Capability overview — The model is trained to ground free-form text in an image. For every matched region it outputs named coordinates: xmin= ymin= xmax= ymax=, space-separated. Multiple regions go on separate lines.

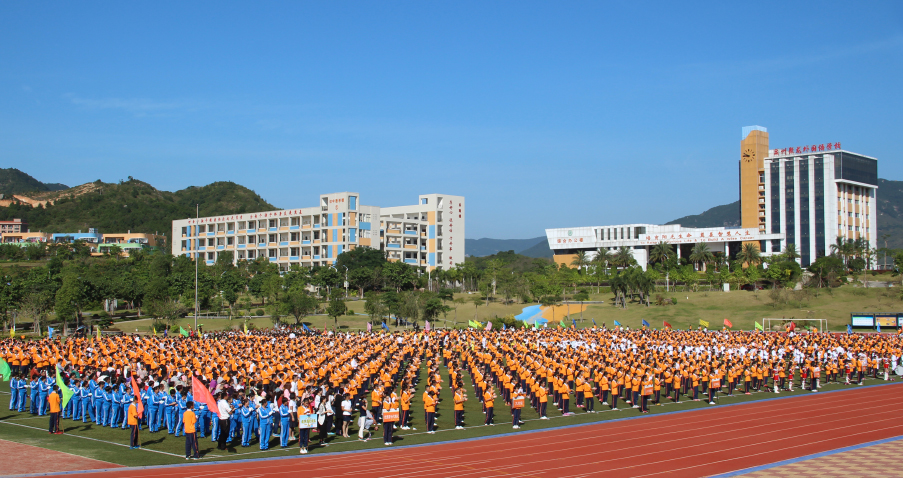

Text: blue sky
xmin=2 ymin=2 xmax=901 ymax=239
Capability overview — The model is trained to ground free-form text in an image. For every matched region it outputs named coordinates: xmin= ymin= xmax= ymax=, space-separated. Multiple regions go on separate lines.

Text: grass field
xmin=0 ymin=370 xmax=893 ymax=467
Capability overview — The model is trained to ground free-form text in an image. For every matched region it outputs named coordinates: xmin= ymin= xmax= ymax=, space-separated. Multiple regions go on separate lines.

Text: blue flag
xmin=302 ymin=323 xmax=312 ymax=333
xmin=592 ymin=318 xmax=596 ymax=326
xmin=614 ymin=320 xmax=622 ymax=327
xmin=877 ymin=323 xmax=881 ymax=333
xmin=846 ymin=324 xmax=852 ymax=334
xmin=642 ymin=319 xmax=650 ymax=328
xmin=502 ymin=323 xmax=506 ymax=330
xmin=48 ymin=327 xmax=55 ymax=339
xmin=381 ymin=322 xmax=389 ymax=331
xmin=572 ymin=319 xmax=576 ymax=327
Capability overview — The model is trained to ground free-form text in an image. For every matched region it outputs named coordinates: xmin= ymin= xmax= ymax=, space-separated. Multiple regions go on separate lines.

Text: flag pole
xmin=194 ymin=204 xmax=199 ymax=331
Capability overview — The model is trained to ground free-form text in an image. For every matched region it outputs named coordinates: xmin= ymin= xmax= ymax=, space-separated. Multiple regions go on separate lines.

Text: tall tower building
xmin=740 ymin=126 xmax=769 ymax=234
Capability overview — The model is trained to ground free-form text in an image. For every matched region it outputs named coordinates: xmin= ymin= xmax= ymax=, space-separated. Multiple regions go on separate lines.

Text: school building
xmin=547 ymin=126 xmax=878 ymax=270
xmin=171 ymin=192 xmax=465 ymax=271
xmin=0 ymin=226 xmax=162 ymax=256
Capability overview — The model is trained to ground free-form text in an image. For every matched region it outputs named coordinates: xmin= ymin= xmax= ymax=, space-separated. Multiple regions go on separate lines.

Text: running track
xmin=44 ymin=383 xmax=903 ymax=478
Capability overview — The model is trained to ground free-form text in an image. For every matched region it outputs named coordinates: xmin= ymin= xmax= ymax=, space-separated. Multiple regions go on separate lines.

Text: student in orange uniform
xmin=483 ymin=385 xmax=496 ymax=426
xmin=128 ymin=400 xmax=140 ymax=449
xmin=184 ymin=401 xmax=199 ymax=459
xmin=453 ymin=387 xmax=466 ymax=429
xmin=536 ymin=384 xmax=548 ymax=419
xmin=511 ymin=385 xmax=525 ymax=429
xmin=48 ymin=386 xmax=62 ymax=434
xmin=423 ymin=389 xmax=436 ymax=434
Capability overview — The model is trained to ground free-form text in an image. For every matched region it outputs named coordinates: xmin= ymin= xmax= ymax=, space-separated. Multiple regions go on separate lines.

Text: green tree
xmin=736 ymin=243 xmax=762 ymax=267
xmin=570 ymin=251 xmax=590 ymax=274
xmin=325 ymin=289 xmax=347 ymax=328
xmin=281 ymin=286 xmax=319 ymax=325
xmin=573 ymin=289 xmax=590 ymax=322
xmin=689 ymin=243 xmax=714 ymax=271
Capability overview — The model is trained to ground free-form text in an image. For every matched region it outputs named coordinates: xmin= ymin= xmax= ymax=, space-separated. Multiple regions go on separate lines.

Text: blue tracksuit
xmin=165 ymin=394 xmax=177 ymax=433
xmin=258 ymin=403 xmax=274 ymax=450
xmin=29 ymin=379 xmax=39 ymax=414
xmin=102 ymin=391 xmax=113 ymax=426
xmin=240 ymin=405 xmax=254 ymax=446
xmin=278 ymin=404 xmax=291 ymax=447
xmin=80 ymin=386 xmax=91 ymax=421
xmin=16 ymin=378 xmax=28 ymax=412
xmin=120 ymin=392 xmax=132 ymax=428
xmin=93 ymin=388 xmax=104 ymax=424
xmin=110 ymin=390 xmax=122 ymax=427
xmin=9 ymin=378 xmax=19 ymax=410
xmin=195 ymin=402 xmax=207 ymax=438
xmin=230 ymin=399 xmax=241 ymax=439
xmin=174 ymin=397 xmax=187 ymax=436
xmin=38 ymin=379 xmax=51 ymax=415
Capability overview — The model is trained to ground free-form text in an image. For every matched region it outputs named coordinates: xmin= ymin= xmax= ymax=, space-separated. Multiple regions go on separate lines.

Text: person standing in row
xmin=48 ymin=386 xmax=62 ymax=434
xmin=128 ymin=398 xmax=140 ymax=449
xmin=511 ymin=385 xmax=525 ymax=429
xmin=184 ymin=401 xmax=198 ymax=459
xmin=215 ymin=392 xmax=233 ymax=451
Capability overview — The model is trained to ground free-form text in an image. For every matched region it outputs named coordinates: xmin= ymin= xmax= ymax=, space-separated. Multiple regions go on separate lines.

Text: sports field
xmin=0 ymin=367 xmax=896 ymax=474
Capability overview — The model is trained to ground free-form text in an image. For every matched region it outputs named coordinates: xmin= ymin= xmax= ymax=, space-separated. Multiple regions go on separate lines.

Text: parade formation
xmin=3 ymin=326 xmax=901 ymax=459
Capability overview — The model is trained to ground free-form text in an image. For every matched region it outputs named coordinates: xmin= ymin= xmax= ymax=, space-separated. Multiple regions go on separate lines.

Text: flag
xmin=501 ymin=323 xmax=506 ymax=330
xmin=381 ymin=322 xmax=389 ymax=331
xmin=847 ymin=324 xmax=852 ymax=334
xmin=179 ymin=326 xmax=189 ymax=337
xmin=699 ymin=319 xmax=709 ymax=328
xmin=642 ymin=319 xmax=650 ymax=328
xmin=788 ymin=321 xmax=795 ymax=332
xmin=191 ymin=375 xmax=218 ymax=415
xmin=592 ymin=318 xmax=597 ymax=326
xmin=614 ymin=320 xmax=622 ymax=327
xmin=153 ymin=327 xmax=157 ymax=336
xmin=723 ymin=319 xmax=733 ymax=329
xmin=663 ymin=321 xmax=672 ymax=329
xmin=96 ymin=325 xmax=101 ymax=340
xmin=559 ymin=319 xmax=566 ymax=328
xmin=877 ymin=323 xmax=882 ymax=333
xmin=304 ymin=323 xmax=313 ymax=333
xmin=55 ymin=366 xmax=73 ymax=410
xmin=48 ymin=327 xmax=55 ymax=339
xmin=130 ymin=376 xmax=145 ymax=418
xmin=755 ymin=321 xmax=764 ymax=331
xmin=9 ymin=328 xmax=13 ymax=338
xmin=425 ymin=321 xmax=430 ymax=332
xmin=572 ymin=319 xmax=577 ymax=328
xmin=485 ymin=321 xmax=492 ymax=331
xmin=244 ymin=322 xmax=249 ymax=335
xmin=367 ymin=322 xmax=372 ymax=332
xmin=0 ymin=358 xmax=10 ymax=381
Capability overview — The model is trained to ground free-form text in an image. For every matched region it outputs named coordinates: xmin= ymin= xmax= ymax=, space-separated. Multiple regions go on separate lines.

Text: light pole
xmin=342 ymin=265 xmax=348 ymax=298
xmin=194 ymin=204 xmax=199 ymax=331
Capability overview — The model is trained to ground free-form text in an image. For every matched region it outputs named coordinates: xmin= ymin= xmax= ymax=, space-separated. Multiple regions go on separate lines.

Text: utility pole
xmin=194 ymin=204 xmax=199 ymax=331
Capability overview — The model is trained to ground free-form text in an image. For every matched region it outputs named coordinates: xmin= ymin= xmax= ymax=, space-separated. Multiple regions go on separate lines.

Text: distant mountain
xmin=519 ymin=239 xmax=554 ymax=258
xmin=666 ymin=201 xmax=740 ymax=228
xmin=665 ymin=178 xmax=903 ymax=249
xmin=0 ymin=168 xmax=68 ymax=196
xmin=465 ymin=236 xmax=547 ymax=257
xmin=0 ymin=177 xmax=275 ymax=236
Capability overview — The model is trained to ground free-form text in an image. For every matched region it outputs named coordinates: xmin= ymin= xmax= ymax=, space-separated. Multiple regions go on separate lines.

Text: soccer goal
xmin=762 ymin=318 xmax=828 ymax=332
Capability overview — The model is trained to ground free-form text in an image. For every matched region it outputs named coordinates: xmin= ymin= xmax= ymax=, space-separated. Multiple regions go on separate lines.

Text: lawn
xmin=0 ymin=367 xmax=891 ymax=467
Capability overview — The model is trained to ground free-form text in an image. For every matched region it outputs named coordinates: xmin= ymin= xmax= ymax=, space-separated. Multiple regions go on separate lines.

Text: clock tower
xmin=740 ymin=126 xmax=769 ymax=233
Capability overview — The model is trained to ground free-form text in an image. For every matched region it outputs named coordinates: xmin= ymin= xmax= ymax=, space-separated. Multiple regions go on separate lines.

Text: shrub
xmin=255 ymin=309 xmax=265 ymax=317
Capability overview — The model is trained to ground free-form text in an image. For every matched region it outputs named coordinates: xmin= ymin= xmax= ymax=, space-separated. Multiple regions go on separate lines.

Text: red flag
xmin=788 ymin=322 xmax=796 ymax=332
xmin=130 ymin=376 xmax=145 ymax=419
xmin=663 ymin=321 xmax=672 ymax=329
xmin=191 ymin=375 xmax=219 ymax=414
xmin=724 ymin=319 xmax=733 ymax=329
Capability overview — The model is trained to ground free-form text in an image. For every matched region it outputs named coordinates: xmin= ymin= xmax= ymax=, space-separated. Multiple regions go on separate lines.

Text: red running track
xmin=64 ymin=383 xmax=903 ymax=478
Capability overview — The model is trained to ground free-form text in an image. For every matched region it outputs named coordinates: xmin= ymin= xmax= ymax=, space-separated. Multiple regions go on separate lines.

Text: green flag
xmin=180 ymin=326 xmax=189 ymax=337
xmin=0 ymin=358 xmax=10 ymax=381
xmin=755 ymin=321 xmax=764 ymax=331
xmin=55 ymin=366 xmax=73 ymax=409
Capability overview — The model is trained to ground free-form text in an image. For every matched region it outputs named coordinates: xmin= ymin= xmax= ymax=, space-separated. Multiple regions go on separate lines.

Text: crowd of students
xmin=3 ymin=326 xmax=901 ymax=457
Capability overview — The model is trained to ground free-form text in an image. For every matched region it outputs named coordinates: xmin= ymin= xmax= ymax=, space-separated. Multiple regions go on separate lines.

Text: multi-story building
xmin=0 ymin=219 xmax=27 ymax=235
xmin=547 ymin=127 xmax=877 ymax=270
xmin=172 ymin=192 xmax=464 ymax=271
xmin=1 ymin=231 xmax=50 ymax=244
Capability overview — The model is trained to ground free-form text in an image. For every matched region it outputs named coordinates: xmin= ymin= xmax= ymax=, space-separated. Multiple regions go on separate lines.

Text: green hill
xmin=0 ymin=168 xmax=68 ymax=195
xmin=666 ymin=201 xmax=740 ymax=228
xmin=519 ymin=239 xmax=554 ymax=258
xmin=0 ymin=178 xmax=275 ymax=236
xmin=465 ymin=236 xmax=547 ymax=257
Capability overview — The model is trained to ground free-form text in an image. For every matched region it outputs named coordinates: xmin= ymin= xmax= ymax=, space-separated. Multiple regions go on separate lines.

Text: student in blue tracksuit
xmin=120 ymin=388 xmax=132 ymax=429
xmin=102 ymin=386 xmax=114 ymax=426
xmin=140 ymin=386 xmax=151 ymax=429
xmin=194 ymin=400 xmax=207 ymax=438
xmin=174 ymin=393 xmax=187 ymax=436
xmin=145 ymin=385 xmax=159 ymax=432
xmin=258 ymin=399 xmax=275 ymax=450
xmin=80 ymin=382 xmax=92 ymax=422
xmin=16 ymin=376 xmax=28 ymax=412
xmin=93 ymin=383 xmax=104 ymax=424
xmin=230 ymin=395 xmax=242 ymax=440
xmin=9 ymin=375 xmax=20 ymax=411
xmin=109 ymin=387 xmax=121 ymax=426
xmin=38 ymin=376 xmax=51 ymax=415
xmin=240 ymin=400 xmax=254 ymax=447
xmin=278 ymin=400 xmax=291 ymax=447
xmin=154 ymin=387 xmax=167 ymax=432
xmin=29 ymin=377 xmax=39 ymax=414
xmin=64 ymin=382 xmax=77 ymax=419
xmin=165 ymin=389 xmax=177 ymax=434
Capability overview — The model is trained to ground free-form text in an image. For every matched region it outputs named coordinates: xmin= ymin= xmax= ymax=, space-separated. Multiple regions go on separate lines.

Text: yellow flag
xmin=243 ymin=322 xmax=248 ymax=335
xmin=153 ymin=327 xmax=157 ymax=336
xmin=699 ymin=319 xmax=710 ymax=328
xmin=9 ymin=329 xmax=14 ymax=338
xmin=96 ymin=326 xmax=101 ymax=340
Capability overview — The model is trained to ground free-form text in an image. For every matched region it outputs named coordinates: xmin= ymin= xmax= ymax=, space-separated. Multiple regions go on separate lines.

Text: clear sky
xmin=2 ymin=2 xmax=901 ymax=239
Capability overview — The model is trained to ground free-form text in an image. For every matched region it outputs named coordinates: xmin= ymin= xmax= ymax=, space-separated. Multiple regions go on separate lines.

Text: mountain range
xmin=3 ymin=168 xmax=901 ymax=254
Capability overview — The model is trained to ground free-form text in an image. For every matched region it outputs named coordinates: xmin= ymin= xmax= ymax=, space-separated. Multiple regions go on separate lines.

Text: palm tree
xmin=649 ymin=241 xmax=674 ymax=292
xmin=688 ymin=243 xmax=714 ymax=271
xmin=570 ymin=250 xmax=590 ymax=274
xmin=590 ymin=248 xmax=613 ymax=294
xmin=782 ymin=243 xmax=800 ymax=262
xmin=614 ymin=246 xmax=634 ymax=269
xmin=830 ymin=237 xmax=853 ymax=268
xmin=736 ymin=243 xmax=762 ymax=267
